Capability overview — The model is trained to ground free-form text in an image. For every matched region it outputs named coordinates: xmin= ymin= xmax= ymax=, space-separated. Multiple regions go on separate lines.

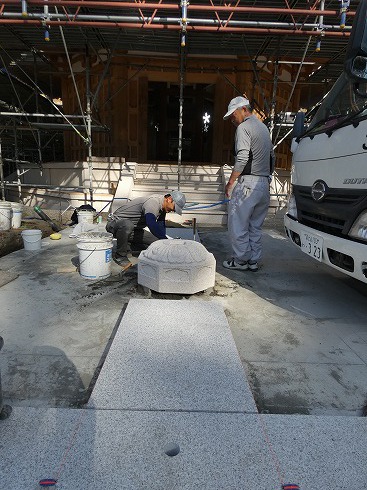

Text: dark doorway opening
xmin=148 ymin=82 xmax=214 ymax=163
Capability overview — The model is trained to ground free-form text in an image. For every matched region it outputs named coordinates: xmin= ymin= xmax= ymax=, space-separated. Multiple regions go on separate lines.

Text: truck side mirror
xmin=349 ymin=56 xmax=367 ymax=80
xmin=292 ymin=111 xmax=306 ymax=139
xmin=344 ymin=0 xmax=367 ymax=80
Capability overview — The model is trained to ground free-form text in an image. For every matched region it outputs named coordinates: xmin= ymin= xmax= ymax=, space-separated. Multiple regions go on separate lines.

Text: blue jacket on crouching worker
xmin=106 ymin=191 xmax=186 ymax=262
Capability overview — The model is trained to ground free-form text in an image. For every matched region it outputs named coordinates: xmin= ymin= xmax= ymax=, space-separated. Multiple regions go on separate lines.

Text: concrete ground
xmin=1 ymin=209 xmax=367 ymax=417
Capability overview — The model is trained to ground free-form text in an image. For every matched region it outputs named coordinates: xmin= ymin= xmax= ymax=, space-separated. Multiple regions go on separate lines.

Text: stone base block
xmin=137 ymin=239 xmax=216 ymax=294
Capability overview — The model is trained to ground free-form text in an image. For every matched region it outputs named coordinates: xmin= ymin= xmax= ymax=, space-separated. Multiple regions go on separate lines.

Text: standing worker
xmin=222 ymin=96 xmax=275 ymax=272
xmin=106 ymin=191 xmax=186 ymax=265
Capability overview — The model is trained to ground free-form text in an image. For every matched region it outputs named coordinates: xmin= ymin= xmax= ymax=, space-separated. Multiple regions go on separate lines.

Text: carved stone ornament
xmin=137 ymin=239 xmax=216 ymax=294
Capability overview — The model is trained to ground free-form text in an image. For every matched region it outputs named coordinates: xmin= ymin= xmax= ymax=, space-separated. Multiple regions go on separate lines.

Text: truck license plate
xmin=300 ymin=231 xmax=323 ymax=262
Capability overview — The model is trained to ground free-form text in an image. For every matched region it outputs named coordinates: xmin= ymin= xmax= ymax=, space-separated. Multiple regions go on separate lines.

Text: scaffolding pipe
xmin=274 ymin=36 xmax=313 ymax=145
xmin=273 ymin=128 xmax=293 ymax=150
xmin=319 ymin=0 xmax=325 ymax=29
xmin=13 ymin=122 xmax=22 ymax=201
xmin=86 ymin=46 xmax=93 ymax=205
xmin=0 ymin=112 xmax=88 ymax=118
xmin=0 ymin=19 xmax=351 ymax=37
xmin=91 ymin=30 xmax=122 ymax=109
xmin=56 ymin=8 xmax=87 ymax=132
xmin=0 ymin=140 xmax=5 ymax=200
xmin=269 ymin=61 xmax=279 ymax=141
xmin=3 ymin=122 xmax=107 ymax=131
xmin=241 ymin=38 xmax=270 ymax=116
xmin=177 ymin=47 xmax=185 ymax=191
xmin=4 ymin=182 xmax=87 ymax=192
xmin=2 ymin=1 xmax=356 ymax=18
xmin=3 ymin=158 xmax=41 ymax=165
xmin=0 ymin=43 xmax=89 ymax=143
xmin=91 ymin=50 xmax=113 ymax=110
xmin=33 ymin=50 xmax=43 ymax=166
xmin=316 ymin=0 xmax=326 ymax=52
xmin=0 ymin=12 xmax=351 ymax=32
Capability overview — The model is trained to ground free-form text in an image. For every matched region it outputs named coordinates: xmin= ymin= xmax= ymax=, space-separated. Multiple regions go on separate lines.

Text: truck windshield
xmin=306 ymin=72 xmax=367 ymax=135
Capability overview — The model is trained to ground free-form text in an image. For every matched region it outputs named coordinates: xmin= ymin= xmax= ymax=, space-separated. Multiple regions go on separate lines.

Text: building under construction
xmin=0 ymin=1 xmax=358 ymax=214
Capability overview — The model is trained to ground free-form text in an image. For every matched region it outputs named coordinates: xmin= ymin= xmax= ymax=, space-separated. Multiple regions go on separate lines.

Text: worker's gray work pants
xmin=227 ymin=175 xmax=270 ymax=263
xmin=106 ymin=219 xmax=158 ymax=257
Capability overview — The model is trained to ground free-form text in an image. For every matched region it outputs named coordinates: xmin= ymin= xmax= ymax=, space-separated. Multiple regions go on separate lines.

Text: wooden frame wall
xmin=61 ymin=54 xmax=302 ymax=170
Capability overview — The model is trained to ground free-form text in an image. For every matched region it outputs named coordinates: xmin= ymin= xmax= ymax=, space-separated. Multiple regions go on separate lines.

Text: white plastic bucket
xmin=77 ymin=232 xmax=113 ymax=280
xmin=21 ymin=229 xmax=42 ymax=251
xmin=10 ymin=202 xmax=23 ymax=229
xmin=0 ymin=202 xmax=12 ymax=231
xmin=77 ymin=210 xmax=94 ymax=224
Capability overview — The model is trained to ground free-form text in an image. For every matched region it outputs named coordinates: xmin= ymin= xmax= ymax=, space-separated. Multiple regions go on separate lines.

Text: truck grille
xmin=301 ymin=210 xmax=345 ymax=235
xmin=294 ymin=186 xmax=367 ymax=237
xmin=298 ymin=189 xmax=363 ymax=205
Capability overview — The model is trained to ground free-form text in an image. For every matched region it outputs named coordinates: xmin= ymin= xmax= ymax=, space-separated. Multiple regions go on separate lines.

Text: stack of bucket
xmin=0 ymin=202 xmax=12 ymax=231
xmin=11 ymin=202 xmax=23 ymax=229
xmin=0 ymin=201 xmax=24 ymax=230
xmin=0 ymin=200 xmax=42 ymax=252
xmin=77 ymin=232 xmax=113 ymax=280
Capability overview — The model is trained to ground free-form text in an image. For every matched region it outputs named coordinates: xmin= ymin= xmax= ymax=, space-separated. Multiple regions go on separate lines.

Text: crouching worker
xmin=106 ymin=191 xmax=186 ymax=265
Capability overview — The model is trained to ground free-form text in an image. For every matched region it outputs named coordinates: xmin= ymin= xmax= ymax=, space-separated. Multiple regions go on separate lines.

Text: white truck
xmin=284 ymin=0 xmax=367 ymax=283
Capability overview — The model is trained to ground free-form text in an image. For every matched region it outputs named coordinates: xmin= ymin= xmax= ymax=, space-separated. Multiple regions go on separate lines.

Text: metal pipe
xmin=0 ymin=123 xmax=107 ymax=130
xmin=13 ymin=122 xmax=22 ymax=201
xmin=316 ymin=0 xmax=325 ymax=52
xmin=0 ymin=139 xmax=5 ymax=200
xmin=241 ymin=38 xmax=269 ymax=116
xmin=192 ymin=217 xmax=197 ymax=241
xmin=85 ymin=45 xmax=94 ymax=205
xmin=33 ymin=50 xmax=43 ymax=166
xmin=21 ymin=0 xmax=27 ymax=16
xmin=3 ymin=158 xmax=37 ymax=164
xmin=274 ymin=36 xmax=313 ymax=145
xmin=4 ymin=182 xmax=86 ymax=191
xmin=177 ymin=0 xmax=187 ymax=189
xmin=91 ymin=30 xmax=122 ymax=109
xmin=177 ymin=45 xmax=185 ymax=191
xmin=56 ymin=6 xmax=88 ymax=135
xmin=1 ymin=36 xmax=89 ymax=143
xmin=273 ymin=128 xmax=293 ymax=150
xmin=0 ymin=112 xmax=88 ymax=118
xmin=3 ymin=1 xmax=356 ymax=18
xmin=91 ymin=50 xmax=113 ymax=110
xmin=0 ymin=19 xmax=351 ymax=37
xmin=269 ymin=61 xmax=278 ymax=141
xmin=0 ymin=12 xmax=351 ymax=31
xmin=319 ymin=0 xmax=325 ymax=29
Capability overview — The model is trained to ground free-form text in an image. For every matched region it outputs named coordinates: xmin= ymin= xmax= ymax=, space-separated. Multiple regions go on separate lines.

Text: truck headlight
xmin=349 ymin=211 xmax=367 ymax=242
xmin=286 ymin=192 xmax=298 ymax=219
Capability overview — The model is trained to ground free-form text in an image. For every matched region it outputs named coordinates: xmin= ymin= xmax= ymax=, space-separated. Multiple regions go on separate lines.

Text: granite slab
xmin=1 ymin=407 xmax=366 ymax=490
xmin=88 ymin=299 xmax=257 ymax=413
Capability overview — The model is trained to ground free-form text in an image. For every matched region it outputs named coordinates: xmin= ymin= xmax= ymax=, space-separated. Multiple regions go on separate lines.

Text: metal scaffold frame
xmin=0 ymin=1 xmax=355 ymax=37
xmin=0 ymin=1 xmax=358 ymax=203
xmin=0 ymin=29 xmax=108 ymax=203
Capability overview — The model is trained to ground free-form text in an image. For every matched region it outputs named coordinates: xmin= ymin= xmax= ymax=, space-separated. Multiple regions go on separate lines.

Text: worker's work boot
xmin=113 ymin=254 xmax=130 ymax=267
xmin=248 ymin=260 xmax=259 ymax=272
xmin=222 ymin=258 xmax=249 ymax=271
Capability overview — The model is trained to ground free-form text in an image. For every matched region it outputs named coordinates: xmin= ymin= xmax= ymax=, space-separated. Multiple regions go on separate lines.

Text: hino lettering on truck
xmin=343 ymin=178 xmax=367 ymax=184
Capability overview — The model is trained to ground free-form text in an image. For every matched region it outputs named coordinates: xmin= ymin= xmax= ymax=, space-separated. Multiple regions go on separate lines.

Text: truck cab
xmin=284 ymin=0 xmax=367 ymax=283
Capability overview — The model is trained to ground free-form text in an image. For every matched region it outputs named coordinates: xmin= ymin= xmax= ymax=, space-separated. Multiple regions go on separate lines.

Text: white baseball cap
xmin=171 ymin=190 xmax=186 ymax=215
xmin=223 ymin=96 xmax=250 ymax=120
